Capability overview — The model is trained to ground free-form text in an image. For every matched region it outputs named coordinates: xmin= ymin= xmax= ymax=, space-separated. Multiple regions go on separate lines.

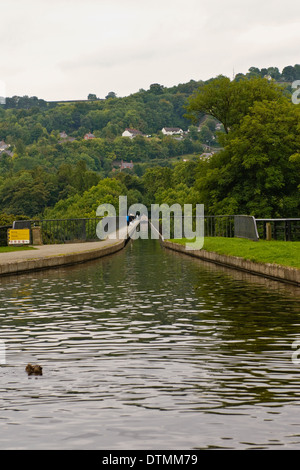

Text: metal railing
xmin=1 ymin=218 xmax=104 ymax=245
xmin=153 ymin=215 xmax=299 ymax=242
xmin=1 ymin=217 xmax=125 ymax=246
xmin=151 ymin=215 xmax=259 ymax=241
xmin=203 ymin=215 xmax=235 ymax=238
xmin=255 ymin=219 xmax=300 ymax=241
xmin=150 ymin=215 xmax=234 ymax=240
xmin=32 ymin=218 xmax=102 ymax=244
xmin=1 ymin=215 xmax=299 ymax=246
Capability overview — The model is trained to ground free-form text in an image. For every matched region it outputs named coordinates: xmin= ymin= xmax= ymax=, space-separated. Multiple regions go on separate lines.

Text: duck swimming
xmin=25 ymin=364 xmax=43 ymax=376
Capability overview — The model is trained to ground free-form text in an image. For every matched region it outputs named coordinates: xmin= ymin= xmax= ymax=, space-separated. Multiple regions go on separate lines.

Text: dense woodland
xmin=0 ymin=64 xmax=299 ymax=224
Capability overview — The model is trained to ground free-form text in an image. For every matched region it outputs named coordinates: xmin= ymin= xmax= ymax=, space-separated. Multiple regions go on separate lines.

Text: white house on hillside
xmin=162 ymin=127 xmax=183 ymax=136
xmin=0 ymin=140 xmax=13 ymax=156
xmin=59 ymin=131 xmax=75 ymax=143
xmin=0 ymin=140 xmax=9 ymax=151
xmin=122 ymin=128 xmax=143 ymax=138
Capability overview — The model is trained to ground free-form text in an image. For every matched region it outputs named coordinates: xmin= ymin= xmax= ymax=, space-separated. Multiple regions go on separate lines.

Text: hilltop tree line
xmin=0 ymin=79 xmax=214 ymax=177
xmin=234 ymin=64 xmax=300 ymax=83
xmin=0 ymin=80 xmax=201 ymax=140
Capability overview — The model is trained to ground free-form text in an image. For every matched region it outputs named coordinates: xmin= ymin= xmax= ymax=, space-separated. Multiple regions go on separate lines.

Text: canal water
xmin=0 ymin=238 xmax=300 ymax=450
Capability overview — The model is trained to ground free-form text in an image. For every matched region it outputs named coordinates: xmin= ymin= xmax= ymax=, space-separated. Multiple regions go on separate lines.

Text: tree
xmin=155 ymin=183 xmax=200 ymax=208
xmin=294 ymin=64 xmax=300 ymax=80
xmin=185 ymin=76 xmax=283 ymax=134
xmin=188 ymin=125 xmax=199 ymax=141
xmin=260 ymin=68 xmax=268 ymax=78
xmin=199 ymin=125 xmax=213 ymax=143
xmin=195 ymin=98 xmax=300 ymax=217
xmin=267 ymin=67 xmax=281 ymax=80
xmin=43 ymin=178 xmax=127 ymax=219
xmin=15 ymin=138 xmax=26 ymax=156
xmin=185 ymin=76 xmax=232 ymax=133
xmin=282 ymin=66 xmax=296 ymax=82
xmin=234 ymin=73 xmax=246 ymax=82
xmin=105 ymin=91 xmax=117 ymax=100
xmin=87 ymin=93 xmax=98 ymax=101
xmin=248 ymin=67 xmax=260 ymax=78
xmin=172 ymin=160 xmax=198 ymax=187
xmin=0 ymin=170 xmax=51 ymax=217
xmin=142 ymin=167 xmax=173 ymax=206
xmin=149 ymin=83 xmax=164 ymax=94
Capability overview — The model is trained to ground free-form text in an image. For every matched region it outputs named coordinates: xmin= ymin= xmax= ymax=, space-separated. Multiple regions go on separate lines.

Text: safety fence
xmin=256 ymin=219 xmax=300 ymax=241
xmin=153 ymin=215 xmax=300 ymax=241
xmin=0 ymin=215 xmax=299 ymax=246
xmin=150 ymin=215 xmax=259 ymax=241
xmin=1 ymin=218 xmax=103 ymax=246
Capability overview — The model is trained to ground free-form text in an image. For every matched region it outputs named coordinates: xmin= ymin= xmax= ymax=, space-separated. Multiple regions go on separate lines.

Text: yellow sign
xmin=8 ymin=229 xmax=30 ymax=245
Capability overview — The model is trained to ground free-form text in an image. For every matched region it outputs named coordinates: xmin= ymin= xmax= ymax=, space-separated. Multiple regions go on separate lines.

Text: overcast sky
xmin=1 ymin=0 xmax=300 ymax=100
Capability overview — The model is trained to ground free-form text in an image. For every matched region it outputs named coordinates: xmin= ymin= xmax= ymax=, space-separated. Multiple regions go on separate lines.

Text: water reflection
xmin=0 ymin=239 xmax=299 ymax=449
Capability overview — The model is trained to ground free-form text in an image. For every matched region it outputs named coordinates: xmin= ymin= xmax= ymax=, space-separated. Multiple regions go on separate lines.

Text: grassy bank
xmin=0 ymin=246 xmax=37 ymax=253
xmin=170 ymin=237 xmax=300 ymax=269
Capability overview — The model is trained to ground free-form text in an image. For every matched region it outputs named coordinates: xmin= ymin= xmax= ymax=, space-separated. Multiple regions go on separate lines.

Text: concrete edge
xmin=0 ymin=239 xmax=126 ymax=277
xmin=162 ymin=240 xmax=300 ymax=287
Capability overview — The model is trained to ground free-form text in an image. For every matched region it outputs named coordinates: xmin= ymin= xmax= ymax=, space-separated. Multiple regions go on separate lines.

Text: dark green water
xmin=0 ymin=239 xmax=300 ymax=449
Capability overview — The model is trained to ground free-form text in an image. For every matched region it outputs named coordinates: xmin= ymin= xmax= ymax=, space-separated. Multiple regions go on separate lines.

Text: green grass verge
xmin=0 ymin=246 xmax=37 ymax=253
xmin=169 ymin=237 xmax=300 ymax=269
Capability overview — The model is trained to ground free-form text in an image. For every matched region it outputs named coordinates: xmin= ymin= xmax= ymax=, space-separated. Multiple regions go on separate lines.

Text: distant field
xmin=0 ymin=246 xmax=37 ymax=253
xmin=169 ymin=237 xmax=300 ymax=269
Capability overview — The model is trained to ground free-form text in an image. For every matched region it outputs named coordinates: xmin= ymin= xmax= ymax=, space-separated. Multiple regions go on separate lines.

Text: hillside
xmin=0 ymin=64 xmax=299 ymax=221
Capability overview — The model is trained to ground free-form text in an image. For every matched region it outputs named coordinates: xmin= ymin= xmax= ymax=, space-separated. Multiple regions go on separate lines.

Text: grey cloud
xmin=1 ymin=0 xmax=300 ymax=100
